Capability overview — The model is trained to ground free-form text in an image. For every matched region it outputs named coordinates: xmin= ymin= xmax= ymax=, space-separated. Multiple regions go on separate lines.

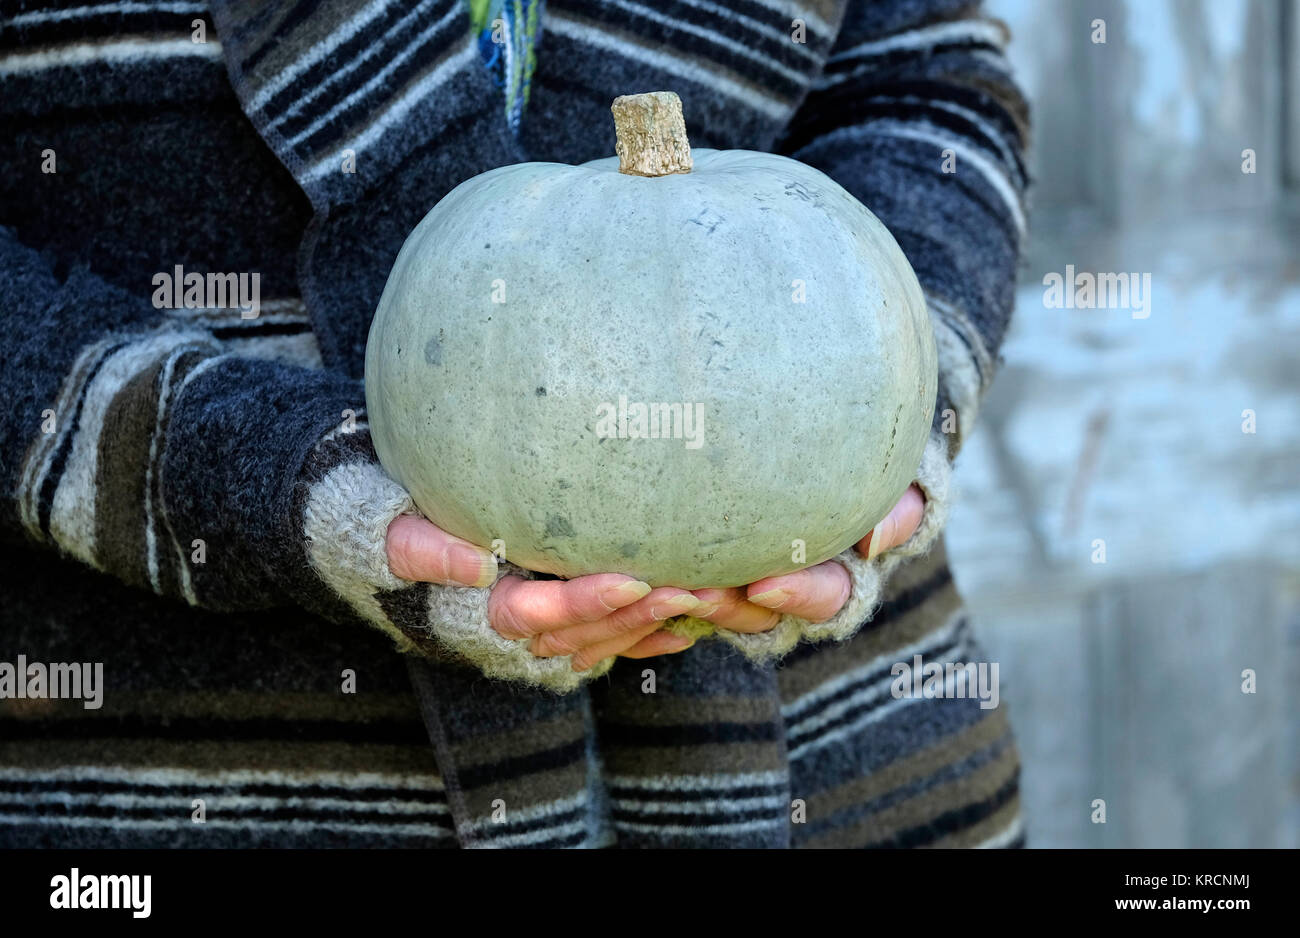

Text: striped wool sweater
xmin=0 ymin=0 xmax=1029 ymax=847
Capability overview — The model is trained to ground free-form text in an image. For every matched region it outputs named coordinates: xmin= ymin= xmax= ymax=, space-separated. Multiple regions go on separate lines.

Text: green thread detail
xmin=662 ymin=617 xmax=717 ymax=643
xmin=468 ymin=0 xmax=492 ymax=31
xmin=468 ymin=0 xmax=541 ymax=132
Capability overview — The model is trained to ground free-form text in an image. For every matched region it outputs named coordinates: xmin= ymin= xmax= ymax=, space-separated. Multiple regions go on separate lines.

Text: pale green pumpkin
xmin=365 ymin=92 xmax=937 ymax=589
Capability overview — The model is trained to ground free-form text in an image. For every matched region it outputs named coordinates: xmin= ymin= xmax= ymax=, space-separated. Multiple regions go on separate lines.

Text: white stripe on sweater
xmin=18 ymin=338 xmax=118 ymax=539
xmin=459 ymin=792 xmax=594 ymax=848
xmin=544 ymin=11 xmax=791 ymax=119
xmin=605 ymin=770 xmax=786 ymax=792
xmin=783 ymin=610 xmax=967 ymax=736
xmin=0 ymin=790 xmax=448 ymax=815
xmin=48 ymin=332 xmax=215 ymax=566
xmin=161 ymin=352 xmax=233 ymax=605
xmin=976 ymin=813 xmax=1024 ymax=848
xmin=610 ymin=794 xmax=787 ymax=815
xmin=145 ymin=344 xmax=198 ymax=593
xmin=799 ymin=120 xmax=1027 ymax=235
xmin=786 ymin=630 xmax=977 ymax=762
xmin=970 ymin=47 xmax=1015 ymax=78
xmin=911 ymin=95 xmax=1024 ymax=178
xmin=808 ymin=89 xmax=1024 ymax=184
xmin=298 ymin=40 xmax=478 ymax=183
xmin=265 ymin=0 xmax=441 ymax=131
xmin=159 ymin=297 xmax=310 ymax=324
xmin=7 ymin=2 xmax=204 ymax=28
xmin=283 ymin=3 xmax=462 ymax=149
xmin=744 ymin=0 xmax=835 ymax=38
xmin=245 ymin=0 xmax=395 ymax=113
xmin=220 ymin=332 xmax=323 ymax=369
xmin=471 ymin=818 xmax=591 ymax=848
xmin=675 ymin=0 xmax=826 ymax=58
xmin=0 ymin=36 xmax=221 ymax=74
xmin=0 ymin=813 xmax=452 ymax=838
xmin=829 ymin=18 xmax=1006 ymax=64
xmin=594 ymin=0 xmax=813 ymax=87
xmin=0 ymin=765 xmax=445 ymax=791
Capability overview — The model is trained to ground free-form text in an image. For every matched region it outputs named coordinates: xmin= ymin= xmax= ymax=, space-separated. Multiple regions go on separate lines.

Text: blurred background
xmin=943 ymin=0 xmax=1300 ymax=846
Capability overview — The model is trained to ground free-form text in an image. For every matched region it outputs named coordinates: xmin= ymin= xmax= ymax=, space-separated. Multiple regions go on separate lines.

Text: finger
xmin=745 ymin=560 xmax=852 ymax=623
xmin=529 ymin=588 xmax=703 ymax=656
xmin=858 ymin=483 xmax=926 ymax=560
xmin=387 ymin=514 xmax=497 ymax=587
xmin=489 ymin=574 xmax=653 ymax=640
xmin=572 ymin=619 xmax=666 ymax=672
xmin=685 ymin=586 xmax=781 ymax=634
xmin=619 ymin=630 xmax=697 ymax=659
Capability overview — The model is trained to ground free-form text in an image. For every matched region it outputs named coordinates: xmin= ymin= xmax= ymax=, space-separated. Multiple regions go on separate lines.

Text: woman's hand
xmin=689 ymin=483 xmax=926 ymax=634
xmin=385 ymin=481 xmax=924 ymax=668
xmin=387 ymin=515 xmax=708 ymax=671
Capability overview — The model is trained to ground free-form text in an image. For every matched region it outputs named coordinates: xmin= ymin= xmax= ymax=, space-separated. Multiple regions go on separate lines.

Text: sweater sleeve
xmin=0 ymin=225 xmax=362 ymax=612
xmin=695 ymin=0 xmax=1030 ymax=663
xmin=0 ymin=227 xmax=606 ymax=692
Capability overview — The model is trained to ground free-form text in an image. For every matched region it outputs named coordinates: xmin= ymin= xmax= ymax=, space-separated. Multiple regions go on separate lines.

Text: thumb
xmin=386 ymin=514 xmax=498 ymax=587
xmin=859 ymin=484 xmax=925 ymax=561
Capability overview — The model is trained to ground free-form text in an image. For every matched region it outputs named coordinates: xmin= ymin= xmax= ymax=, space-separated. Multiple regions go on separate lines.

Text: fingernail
xmin=600 ymin=580 xmax=652 ymax=608
xmin=692 ymin=602 xmax=720 ymax=617
xmin=866 ymin=516 xmax=893 ymax=561
xmin=748 ymin=588 xmax=790 ymax=609
xmin=459 ymin=548 xmax=498 ymax=587
xmin=650 ymin=595 xmax=704 ymax=620
xmin=666 ymin=635 xmax=696 ymax=651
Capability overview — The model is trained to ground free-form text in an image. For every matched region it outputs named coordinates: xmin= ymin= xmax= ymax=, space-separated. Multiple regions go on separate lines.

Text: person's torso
xmin=0 ymin=0 xmax=851 ymax=376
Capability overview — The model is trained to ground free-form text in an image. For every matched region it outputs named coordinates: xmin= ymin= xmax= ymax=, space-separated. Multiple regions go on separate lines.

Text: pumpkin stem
xmin=611 ymin=92 xmax=693 ymax=177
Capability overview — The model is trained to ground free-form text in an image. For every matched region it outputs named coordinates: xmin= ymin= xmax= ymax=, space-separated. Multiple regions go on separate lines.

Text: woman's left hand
xmin=688 ymin=483 xmax=926 ymax=633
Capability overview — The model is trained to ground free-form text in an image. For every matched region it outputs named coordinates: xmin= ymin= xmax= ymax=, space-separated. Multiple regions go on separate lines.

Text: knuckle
xmin=834 ymin=576 xmax=852 ymax=611
xmin=559 ymin=586 xmax=591 ymax=623
xmin=742 ymin=610 xmax=783 ymax=633
xmin=540 ymin=630 xmax=581 ymax=657
xmin=434 ymin=540 xmax=465 ymax=584
xmin=612 ymin=611 xmax=651 ymax=634
xmin=603 ymin=602 xmax=646 ymax=629
xmin=386 ymin=520 xmax=420 ymax=580
xmin=490 ymin=595 xmax=533 ymax=639
xmin=709 ymin=596 xmax=747 ymax=623
xmin=807 ymin=574 xmax=851 ymax=624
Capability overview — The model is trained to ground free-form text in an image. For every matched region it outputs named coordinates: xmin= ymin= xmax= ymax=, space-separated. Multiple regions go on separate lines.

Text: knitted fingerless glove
xmin=298 ymin=424 xmax=613 ymax=694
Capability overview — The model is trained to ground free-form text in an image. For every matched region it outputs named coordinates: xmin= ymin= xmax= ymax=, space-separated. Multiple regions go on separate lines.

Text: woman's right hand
xmin=386 ymin=515 xmax=707 ymax=672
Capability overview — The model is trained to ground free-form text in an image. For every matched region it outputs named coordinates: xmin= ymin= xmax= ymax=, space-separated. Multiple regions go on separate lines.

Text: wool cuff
xmin=301 ymin=457 xmax=612 ymax=694
xmin=421 ymin=567 xmax=615 ymax=693
xmin=714 ymin=429 xmax=952 ymax=664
